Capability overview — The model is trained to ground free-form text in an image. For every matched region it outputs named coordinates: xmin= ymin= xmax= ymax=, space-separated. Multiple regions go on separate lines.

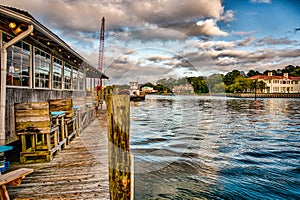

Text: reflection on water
xmin=130 ymin=95 xmax=300 ymax=199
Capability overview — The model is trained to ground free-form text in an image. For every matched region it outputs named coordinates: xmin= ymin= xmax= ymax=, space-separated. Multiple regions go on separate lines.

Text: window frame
xmin=52 ymin=57 xmax=63 ymax=90
xmin=34 ymin=47 xmax=51 ymax=89
xmin=4 ymin=33 xmax=31 ymax=88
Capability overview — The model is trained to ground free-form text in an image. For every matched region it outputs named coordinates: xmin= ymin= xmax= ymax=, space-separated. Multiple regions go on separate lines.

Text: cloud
xmin=219 ymin=10 xmax=235 ymax=22
xmin=249 ymin=0 xmax=272 ymax=4
xmin=2 ymin=0 xmax=299 ymax=81
xmin=147 ymin=55 xmax=173 ymax=63
xmin=195 ymin=19 xmax=228 ymax=36
xmin=236 ymin=37 xmax=255 ymax=46
xmin=256 ymin=36 xmax=299 ymax=46
xmin=3 ymin=0 xmax=227 ymax=40
xmin=191 ymin=37 xmax=254 ymax=52
xmin=193 ymin=40 xmax=236 ymax=50
xmin=126 ymin=0 xmax=224 ymax=25
xmin=232 ymin=30 xmax=257 ymax=36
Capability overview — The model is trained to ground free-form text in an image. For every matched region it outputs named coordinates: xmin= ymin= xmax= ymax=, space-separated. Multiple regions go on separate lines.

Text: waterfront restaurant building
xmin=0 ymin=5 xmax=108 ymax=145
xmin=249 ymin=72 xmax=300 ymax=93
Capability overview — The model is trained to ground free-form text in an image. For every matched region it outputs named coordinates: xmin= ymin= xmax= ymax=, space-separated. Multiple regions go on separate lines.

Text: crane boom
xmin=97 ymin=17 xmax=105 ymax=109
xmin=98 ymin=17 xmax=105 ymax=72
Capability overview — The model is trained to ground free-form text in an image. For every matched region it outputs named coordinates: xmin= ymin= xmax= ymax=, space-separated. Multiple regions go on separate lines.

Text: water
xmin=130 ymin=95 xmax=300 ymax=200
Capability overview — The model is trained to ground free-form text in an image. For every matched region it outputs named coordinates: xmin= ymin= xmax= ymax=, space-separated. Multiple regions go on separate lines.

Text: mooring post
xmin=107 ymin=94 xmax=132 ymax=200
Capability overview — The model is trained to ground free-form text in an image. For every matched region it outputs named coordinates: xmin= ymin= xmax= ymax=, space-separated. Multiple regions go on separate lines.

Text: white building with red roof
xmin=249 ymin=72 xmax=300 ymax=93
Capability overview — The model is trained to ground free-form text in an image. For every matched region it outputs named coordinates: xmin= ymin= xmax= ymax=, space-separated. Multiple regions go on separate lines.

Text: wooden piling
xmin=107 ymin=94 xmax=132 ymax=200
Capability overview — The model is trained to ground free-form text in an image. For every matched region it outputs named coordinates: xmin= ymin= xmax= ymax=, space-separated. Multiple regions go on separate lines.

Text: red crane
xmin=98 ymin=17 xmax=105 ymax=73
xmin=97 ymin=17 xmax=105 ymax=109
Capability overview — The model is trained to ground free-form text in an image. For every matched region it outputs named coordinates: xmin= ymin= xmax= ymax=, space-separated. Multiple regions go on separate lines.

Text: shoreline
xmin=224 ymin=93 xmax=300 ymax=98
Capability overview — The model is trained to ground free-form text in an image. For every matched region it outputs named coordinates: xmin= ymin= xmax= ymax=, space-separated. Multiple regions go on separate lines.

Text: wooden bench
xmin=48 ymin=99 xmax=77 ymax=144
xmin=0 ymin=168 xmax=33 ymax=200
xmin=15 ymin=102 xmax=61 ymax=163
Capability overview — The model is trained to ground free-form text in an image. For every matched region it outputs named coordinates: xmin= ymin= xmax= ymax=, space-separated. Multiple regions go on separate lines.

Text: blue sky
xmin=1 ymin=0 xmax=299 ymax=84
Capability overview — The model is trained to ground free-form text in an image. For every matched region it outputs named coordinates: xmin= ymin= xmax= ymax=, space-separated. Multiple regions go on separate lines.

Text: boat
xmin=129 ymin=81 xmax=146 ymax=101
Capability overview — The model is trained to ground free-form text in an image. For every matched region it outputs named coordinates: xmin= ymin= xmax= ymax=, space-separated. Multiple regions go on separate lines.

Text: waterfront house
xmin=141 ymin=86 xmax=157 ymax=94
xmin=0 ymin=5 xmax=109 ymax=145
xmin=249 ymin=72 xmax=300 ymax=93
xmin=172 ymin=84 xmax=194 ymax=94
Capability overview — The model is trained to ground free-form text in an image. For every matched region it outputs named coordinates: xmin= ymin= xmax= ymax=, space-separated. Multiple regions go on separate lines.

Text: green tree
xmin=257 ymin=80 xmax=267 ymax=92
xmin=223 ymin=70 xmax=246 ymax=86
xmin=227 ymin=76 xmax=251 ymax=93
xmin=290 ymin=67 xmax=300 ymax=76
xmin=187 ymin=76 xmax=209 ymax=94
xmin=140 ymin=82 xmax=155 ymax=88
xmin=206 ymin=74 xmax=225 ymax=93
xmin=250 ymin=80 xmax=267 ymax=93
xmin=246 ymin=69 xmax=260 ymax=77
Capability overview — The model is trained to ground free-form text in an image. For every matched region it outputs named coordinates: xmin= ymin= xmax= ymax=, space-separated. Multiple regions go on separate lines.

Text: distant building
xmin=249 ymin=72 xmax=300 ymax=93
xmin=172 ymin=84 xmax=194 ymax=94
xmin=141 ymin=86 xmax=157 ymax=94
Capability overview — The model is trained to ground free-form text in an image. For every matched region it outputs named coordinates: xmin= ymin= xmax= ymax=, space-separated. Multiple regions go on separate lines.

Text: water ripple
xmin=131 ymin=95 xmax=300 ymax=199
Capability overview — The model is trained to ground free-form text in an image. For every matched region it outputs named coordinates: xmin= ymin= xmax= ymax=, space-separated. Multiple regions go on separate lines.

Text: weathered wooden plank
xmin=15 ymin=109 xmax=49 ymax=116
xmin=15 ymin=102 xmax=49 ymax=110
xmin=48 ymin=98 xmax=73 ymax=118
xmin=15 ymin=126 xmax=51 ymax=134
xmin=7 ymin=115 xmax=109 ymax=200
xmin=15 ymin=116 xmax=50 ymax=123
xmin=0 ymin=168 xmax=33 ymax=186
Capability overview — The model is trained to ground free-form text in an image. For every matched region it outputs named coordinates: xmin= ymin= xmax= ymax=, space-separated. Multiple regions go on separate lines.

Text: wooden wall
xmin=5 ymin=88 xmax=85 ymax=144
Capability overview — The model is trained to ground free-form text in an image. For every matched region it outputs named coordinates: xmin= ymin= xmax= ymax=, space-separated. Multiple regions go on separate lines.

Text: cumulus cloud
xmin=193 ymin=40 xmax=235 ymax=51
xmin=195 ymin=19 xmax=228 ymax=36
xmin=126 ymin=0 xmax=223 ymax=25
xmin=219 ymin=10 xmax=235 ymax=22
xmin=2 ymin=0 xmax=227 ymax=40
xmin=1 ymin=0 xmax=299 ymax=82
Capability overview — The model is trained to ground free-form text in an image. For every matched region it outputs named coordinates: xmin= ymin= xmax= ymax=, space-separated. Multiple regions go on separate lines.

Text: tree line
xmin=143 ymin=65 xmax=300 ymax=94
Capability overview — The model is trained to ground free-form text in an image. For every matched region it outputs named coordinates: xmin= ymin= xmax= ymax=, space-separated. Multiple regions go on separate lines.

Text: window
xmin=295 ymin=81 xmax=298 ymax=84
xmin=73 ymin=68 xmax=78 ymax=90
xmin=86 ymin=78 xmax=95 ymax=92
xmin=5 ymin=37 xmax=31 ymax=87
xmin=64 ymin=63 xmax=72 ymax=90
xmin=53 ymin=57 xmax=63 ymax=89
xmin=78 ymin=69 xmax=84 ymax=90
xmin=34 ymin=48 xmax=51 ymax=88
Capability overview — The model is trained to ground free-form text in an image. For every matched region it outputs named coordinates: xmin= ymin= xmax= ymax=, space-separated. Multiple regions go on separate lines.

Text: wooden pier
xmin=5 ymin=110 xmax=109 ymax=200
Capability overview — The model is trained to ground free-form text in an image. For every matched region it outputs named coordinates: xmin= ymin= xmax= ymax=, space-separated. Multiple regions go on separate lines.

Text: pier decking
xmin=6 ymin=110 xmax=109 ymax=200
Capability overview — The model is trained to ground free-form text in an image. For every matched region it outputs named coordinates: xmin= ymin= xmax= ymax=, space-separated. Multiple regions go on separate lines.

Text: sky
xmin=1 ymin=0 xmax=299 ymax=85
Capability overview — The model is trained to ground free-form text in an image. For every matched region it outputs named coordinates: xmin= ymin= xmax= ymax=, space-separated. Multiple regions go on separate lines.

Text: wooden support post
xmin=107 ymin=94 xmax=132 ymax=200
